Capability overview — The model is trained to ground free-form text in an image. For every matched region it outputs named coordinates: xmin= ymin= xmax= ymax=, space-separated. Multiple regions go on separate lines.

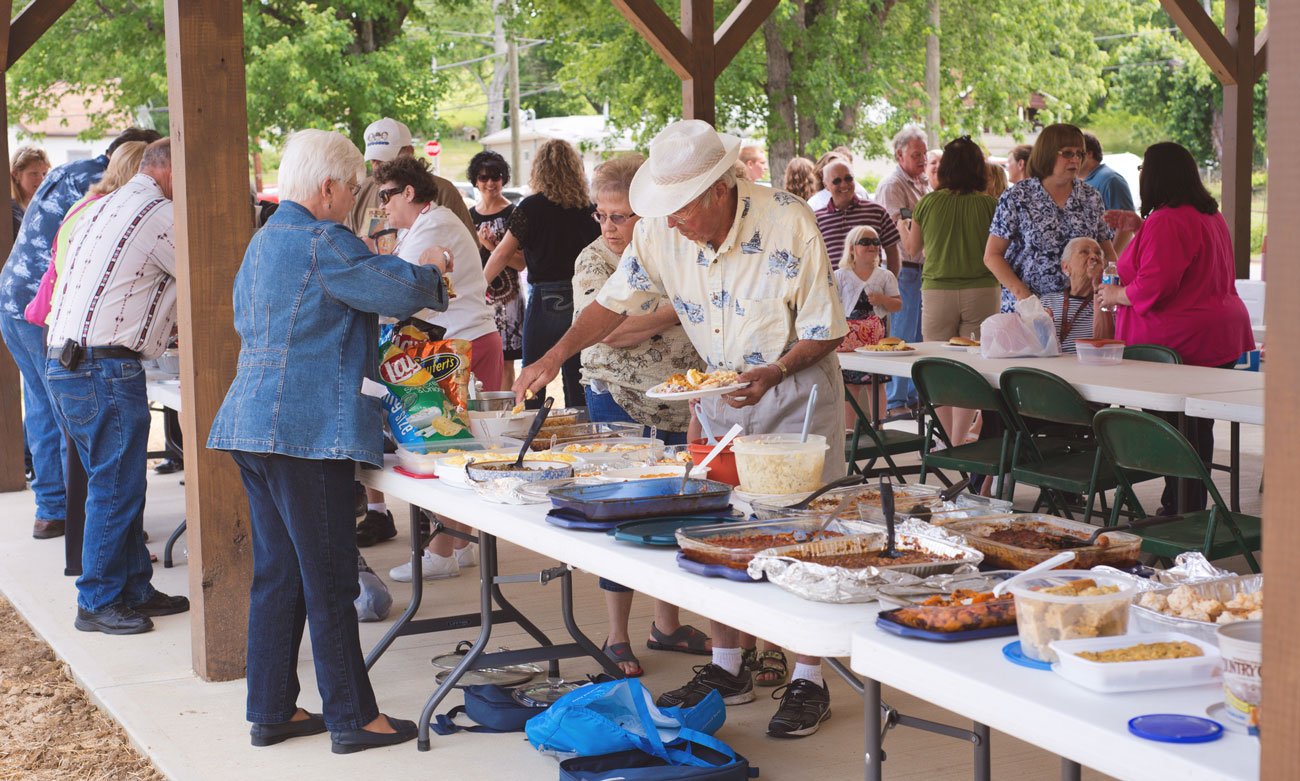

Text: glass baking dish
xmin=676 ymin=517 xmax=879 ymax=570
xmin=548 ymin=477 xmax=732 ymax=521
xmin=555 ymin=436 xmax=665 ymax=464
xmin=756 ymin=531 xmax=983 ymax=578
xmin=750 ymin=483 xmax=944 ymax=521
xmin=943 ymin=514 xmax=1142 ymax=571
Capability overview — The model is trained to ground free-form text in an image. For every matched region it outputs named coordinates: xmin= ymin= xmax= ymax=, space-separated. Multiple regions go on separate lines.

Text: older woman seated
xmin=1039 ymin=237 xmax=1113 ymax=353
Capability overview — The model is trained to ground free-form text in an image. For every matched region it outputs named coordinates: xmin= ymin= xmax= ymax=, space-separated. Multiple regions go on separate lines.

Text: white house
xmin=479 ymin=114 xmax=636 ymax=185
xmin=7 ymin=90 xmax=124 ymax=167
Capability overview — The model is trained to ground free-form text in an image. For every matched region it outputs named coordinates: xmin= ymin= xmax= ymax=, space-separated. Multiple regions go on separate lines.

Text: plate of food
xmin=945 ymin=336 xmax=980 ymax=351
xmin=646 ymin=368 xmax=750 ymax=400
xmin=854 ymin=337 xmax=916 ymax=354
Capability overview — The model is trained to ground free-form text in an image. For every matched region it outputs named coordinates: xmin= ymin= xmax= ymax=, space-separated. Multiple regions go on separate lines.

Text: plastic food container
xmin=468 ymin=410 xmax=532 ymax=442
xmin=688 ymin=438 xmax=739 ymax=486
xmin=394 ymin=438 xmax=503 ymax=475
xmin=1075 ymin=339 xmax=1124 ymax=366
xmin=558 ymin=436 xmax=665 ymax=464
xmin=155 ymin=349 xmax=181 ymax=375
xmin=943 ymin=514 xmax=1142 ymax=571
xmin=1009 ymin=570 xmax=1137 ymax=662
xmin=1049 ymin=632 xmax=1221 ymax=693
xmin=676 ymin=517 xmax=877 ymax=570
xmin=731 ymin=434 xmax=827 ymax=495
xmin=1130 ymin=574 xmax=1263 ymax=646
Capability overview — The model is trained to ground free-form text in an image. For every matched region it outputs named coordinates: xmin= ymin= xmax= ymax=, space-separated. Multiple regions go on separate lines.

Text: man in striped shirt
xmin=814 ymin=159 xmax=899 ymax=270
xmin=44 ymin=138 xmax=188 ymax=635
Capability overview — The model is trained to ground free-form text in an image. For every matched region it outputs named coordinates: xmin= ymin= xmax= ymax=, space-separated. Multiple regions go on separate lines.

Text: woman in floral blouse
xmin=984 ymin=123 xmax=1116 ymax=312
xmin=572 ymin=154 xmax=709 ymax=678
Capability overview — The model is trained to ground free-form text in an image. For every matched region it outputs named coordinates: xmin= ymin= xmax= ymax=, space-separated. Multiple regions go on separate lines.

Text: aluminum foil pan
xmin=1128 ymin=573 xmax=1263 ymax=646
xmin=746 ymin=521 xmax=983 ymax=603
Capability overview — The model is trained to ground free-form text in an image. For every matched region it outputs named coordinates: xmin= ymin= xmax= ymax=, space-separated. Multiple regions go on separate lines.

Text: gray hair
xmin=140 ymin=138 xmax=171 ymax=171
xmin=277 ymin=129 xmax=364 ymax=204
xmin=1061 ymin=236 xmax=1101 ymax=262
xmin=591 ymin=153 xmax=645 ymax=202
xmin=892 ymin=125 xmax=927 ymax=157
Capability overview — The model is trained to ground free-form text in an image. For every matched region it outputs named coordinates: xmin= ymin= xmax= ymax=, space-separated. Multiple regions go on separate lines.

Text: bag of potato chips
xmin=378 ymin=322 xmax=474 ymax=448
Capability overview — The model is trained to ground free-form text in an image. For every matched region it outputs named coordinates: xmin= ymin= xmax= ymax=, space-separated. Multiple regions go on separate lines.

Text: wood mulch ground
xmin=0 ymin=596 xmax=163 ymax=781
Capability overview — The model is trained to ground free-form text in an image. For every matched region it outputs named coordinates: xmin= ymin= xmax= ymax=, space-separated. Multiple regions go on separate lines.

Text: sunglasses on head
xmin=377 ymin=186 xmax=403 ymax=205
xmin=477 ymin=172 xmax=505 ymax=182
xmin=829 ymin=175 xmax=854 ymax=187
xmin=855 ymin=237 xmax=881 ymax=247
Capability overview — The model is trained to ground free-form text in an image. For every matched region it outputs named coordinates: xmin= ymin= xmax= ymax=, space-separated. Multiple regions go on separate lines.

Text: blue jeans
xmin=888 ymin=265 xmax=922 ymax=408
xmin=1 ymin=316 xmax=66 ymax=522
xmin=523 ymin=282 xmax=584 ymax=408
xmin=44 ymin=355 xmax=152 ymax=612
xmin=585 ymin=385 xmax=687 ymax=593
xmin=231 ymin=451 xmax=378 ymax=731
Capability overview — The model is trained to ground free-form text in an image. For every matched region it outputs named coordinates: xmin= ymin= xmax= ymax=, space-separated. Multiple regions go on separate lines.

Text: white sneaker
xmin=388 ymin=551 xmax=460 ymax=582
xmin=453 ymin=543 xmax=478 ymax=568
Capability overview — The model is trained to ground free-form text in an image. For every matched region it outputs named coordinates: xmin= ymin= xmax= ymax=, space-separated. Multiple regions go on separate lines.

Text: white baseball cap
xmin=363 ymin=118 xmax=413 ymax=162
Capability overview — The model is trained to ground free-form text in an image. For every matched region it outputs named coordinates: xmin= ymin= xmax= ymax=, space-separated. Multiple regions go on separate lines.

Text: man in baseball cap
xmin=363 ymin=117 xmax=413 ymax=162
xmin=515 ymin=119 xmax=848 ymax=739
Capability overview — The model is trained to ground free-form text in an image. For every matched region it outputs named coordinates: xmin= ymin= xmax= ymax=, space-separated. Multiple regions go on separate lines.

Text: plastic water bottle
xmin=1100 ymin=261 xmax=1120 ymax=312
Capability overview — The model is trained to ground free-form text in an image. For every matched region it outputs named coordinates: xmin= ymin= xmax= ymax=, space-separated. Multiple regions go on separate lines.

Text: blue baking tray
xmin=874 ymin=608 xmax=1018 ymax=642
xmin=675 ymin=551 xmax=764 ymax=582
xmin=545 ymin=509 xmax=624 ymax=531
xmin=610 ymin=514 xmax=743 ymax=546
xmin=549 ymin=478 xmax=733 ymax=521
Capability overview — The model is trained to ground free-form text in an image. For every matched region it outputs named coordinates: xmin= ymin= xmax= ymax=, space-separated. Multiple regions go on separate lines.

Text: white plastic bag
xmin=979 ymin=295 xmax=1061 ymax=358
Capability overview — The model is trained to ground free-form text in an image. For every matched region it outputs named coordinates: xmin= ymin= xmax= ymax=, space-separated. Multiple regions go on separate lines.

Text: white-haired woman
xmin=208 ymin=129 xmax=453 ymax=754
xmin=1042 ymin=236 xmax=1113 ymax=352
xmin=835 ymin=224 xmax=900 ymax=417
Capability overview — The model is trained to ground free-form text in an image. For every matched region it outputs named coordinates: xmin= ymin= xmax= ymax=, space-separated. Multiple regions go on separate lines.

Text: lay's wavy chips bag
xmin=378 ymin=322 xmax=474 ymax=448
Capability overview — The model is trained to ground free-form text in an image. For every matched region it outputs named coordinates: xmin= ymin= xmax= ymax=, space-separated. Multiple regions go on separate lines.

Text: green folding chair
xmin=999 ymin=367 xmax=1153 ymax=523
xmin=844 ymin=387 xmax=925 ymax=481
xmin=1122 ymin=344 xmax=1182 ymax=364
xmin=1093 ymin=407 xmax=1261 ymax=572
xmin=910 ymin=358 xmax=1019 ymax=498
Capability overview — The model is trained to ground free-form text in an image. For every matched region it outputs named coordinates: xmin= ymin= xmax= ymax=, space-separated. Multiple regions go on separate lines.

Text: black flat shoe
xmin=33 ymin=519 xmax=66 ymax=539
xmin=330 ymin=717 xmax=417 ymax=754
xmin=153 ymin=458 xmax=183 ymax=475
xmin=251 ymin=712 xmax=327 ymax=747
xmin=74 ymin=604 xmax=153 ymax=635
xmin=130 ymin=591 xmax=190 ymax=617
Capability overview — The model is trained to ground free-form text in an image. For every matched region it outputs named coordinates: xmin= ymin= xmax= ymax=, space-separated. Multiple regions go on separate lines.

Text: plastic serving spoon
xmin=799 ymin=384 xmax=819 ymax=443
xmin=682 ymin=423 xmax=742 ymax=494
xmin=881 ymin=476 xmax=901 ymax=558
xmin=992 ymin=550 xmax=1078 ymax=597
xmin=513 ymin=397 xmax=554 ymax=467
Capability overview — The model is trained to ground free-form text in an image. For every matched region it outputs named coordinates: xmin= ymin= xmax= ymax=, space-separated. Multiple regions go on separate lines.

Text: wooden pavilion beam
xmin=1254 ymin=22 xmax=1267 ymax=78
xmin=1219 ymin=0 xmax=1255 ymax=280
xmin=1160 ymin=0 xmax=1237 ymax=84
xmin=609 ymin=0 xmax=694 ymax=80
xmin=0 ymin=1 xmax=21 ymax=494
xmin=7 ymin=0 xmax=76 ymax=68
xmin=681 ymin=0 xmax=715 ymax=125
xmin=163 ymin=0 xmax=254 ymax=681
xmin=713 ymin=0 xmax=780 ymax=77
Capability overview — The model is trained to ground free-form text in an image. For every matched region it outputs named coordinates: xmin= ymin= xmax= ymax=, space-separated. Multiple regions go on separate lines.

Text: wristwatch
xmin=769 ymin=360 xmax=790 ymax=382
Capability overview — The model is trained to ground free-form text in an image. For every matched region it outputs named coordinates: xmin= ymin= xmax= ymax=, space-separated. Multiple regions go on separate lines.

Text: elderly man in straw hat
xmin=516 ymin=119 xmax=846 ymax=738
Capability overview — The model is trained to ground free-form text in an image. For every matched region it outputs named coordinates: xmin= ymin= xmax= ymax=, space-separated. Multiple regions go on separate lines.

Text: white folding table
xmin=144 ymin=376 xmax=187 ymax=566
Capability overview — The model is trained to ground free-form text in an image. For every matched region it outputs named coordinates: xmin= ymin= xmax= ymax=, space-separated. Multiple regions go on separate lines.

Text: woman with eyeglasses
xmin=835 ymin=225 xmax=900 ymax=417
xmin=468 ymin=151 xmax=523 ymax=389
xmin=984 ymin=123 xmax=1117 ymax=313
xmin=484 ymin=139 xmax=600 ymax=407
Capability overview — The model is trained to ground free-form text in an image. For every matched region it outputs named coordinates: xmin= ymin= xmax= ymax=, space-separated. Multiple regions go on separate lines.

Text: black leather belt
xmin=902 ymin=261 xmax=923 ymax=270
xmin=46 ymin=345 xmax=141 ymax=360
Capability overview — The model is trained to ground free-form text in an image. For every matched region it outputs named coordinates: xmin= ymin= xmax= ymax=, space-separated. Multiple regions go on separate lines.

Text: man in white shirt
xmin=44 ymin=139 xmax=188 ymax=635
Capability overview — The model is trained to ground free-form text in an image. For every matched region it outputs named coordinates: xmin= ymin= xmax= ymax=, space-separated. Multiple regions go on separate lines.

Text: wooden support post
xmin=1264 ymin=0 xmax=1300 ymax=770
xmin=681 ymin=0 xmax=715 ymax=126
xmin=0 ymin=2 xmax=20 ymax=494
xmin=163 ymin=0 xmax=254 ymax=681
xmin=1221 ymin=0 xmax=1254 ymax=279
xmin=7 ymin=0 xmax=76 ymax=67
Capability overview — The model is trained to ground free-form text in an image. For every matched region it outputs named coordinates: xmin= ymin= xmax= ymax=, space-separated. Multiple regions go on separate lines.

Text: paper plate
xmin=853 ymin=346 xmax=917 ymax=356
xmin=646 ymin=381 xmax=750 ymax=400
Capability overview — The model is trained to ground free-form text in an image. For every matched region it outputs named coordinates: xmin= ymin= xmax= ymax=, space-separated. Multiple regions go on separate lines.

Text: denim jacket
xmin=207 ymin=201 xmax=447 ymax=465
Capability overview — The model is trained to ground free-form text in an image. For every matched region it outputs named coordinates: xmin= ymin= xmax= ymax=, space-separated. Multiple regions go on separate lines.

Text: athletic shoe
xmin=766 ymin=678 xmax=831 ymax=738
xmin=655 ymin=663 xmax=754 ymax=708
xmin=453 ymin=543 xmax=478 ymax=568
xmin=355 ymin=509 xmax=396 ymax=547
xmin=388 ymin=551 xmax=459 ymax=583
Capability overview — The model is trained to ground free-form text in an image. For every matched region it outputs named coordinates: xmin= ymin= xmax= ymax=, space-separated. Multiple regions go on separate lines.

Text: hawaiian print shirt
xmin=597 ymin=179 xmax=847 ymax=373
xmin=573 ymin=238 xmax=701 ymax=432
xmin=0 ymin=155 xmax=107 ymax=320
xmin=988 ymin=177 xmax=1113 ymax=311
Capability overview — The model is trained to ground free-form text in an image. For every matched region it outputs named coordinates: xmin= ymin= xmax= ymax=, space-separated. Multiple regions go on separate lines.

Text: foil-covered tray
xmin=1129 ymin=573 xmax=1263 ymax=646
xmin=676 ymin=517 xmax=880 ymax=570
xmin=750 ymin=483 xmax=1010 ymax=522
xmin=745 ymin=521 xmax=983 ymax=603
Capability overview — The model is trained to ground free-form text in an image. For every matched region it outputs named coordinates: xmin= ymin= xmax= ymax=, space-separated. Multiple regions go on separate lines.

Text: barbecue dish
xmin=984 ymin=527 xmax=1097 ymax=551
xmin=950 ymin=518 xmax=1140 ymax=571
xmin=1075 ymin=641 xmax=1203 ymax=663
xmin=683 ymin=530 xmax=845 ymax=569
xmin=1138 ymin=585 xmax=1263 ymax=624
xmin=890 ymin=589 xmax=1017 ymax=632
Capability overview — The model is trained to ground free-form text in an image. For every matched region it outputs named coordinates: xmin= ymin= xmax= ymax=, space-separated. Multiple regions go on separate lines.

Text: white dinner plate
xmin=645 ymin=381 xmax=750 ymax=400
xmin=944 ymin=344 xmax=978 ymax=352
xmin=853 ymin=347 xmax=917 ymax=356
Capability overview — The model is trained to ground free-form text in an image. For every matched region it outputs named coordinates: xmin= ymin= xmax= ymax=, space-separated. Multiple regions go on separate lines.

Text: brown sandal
xmin=645 ymin=623 xmax=712 ymax=655
xmin=753 ymin=650 xmax=788 ymax=687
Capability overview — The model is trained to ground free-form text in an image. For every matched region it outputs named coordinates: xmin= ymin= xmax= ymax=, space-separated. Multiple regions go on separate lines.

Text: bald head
xmin=823 ymin=160 xmax=855 ymax=209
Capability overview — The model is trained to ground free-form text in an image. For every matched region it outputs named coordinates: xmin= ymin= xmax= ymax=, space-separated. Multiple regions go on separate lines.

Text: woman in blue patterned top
xmin=983 ymin=124 xmax=1116 ymax=312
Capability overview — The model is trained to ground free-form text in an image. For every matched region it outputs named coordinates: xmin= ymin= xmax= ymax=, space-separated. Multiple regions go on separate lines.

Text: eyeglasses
xmin=593 ymin=211 xmax=636 ymax=226
xmin=477 ymin=172 xmax=505 ymax=183
xmin=377 ymin=186 xmax=403 ymax=205
xmin=1057 ymin=150 xmax=1086 ymax=161
xmin=829 ymin=175 xmax=854 ymax=187
xmin=854 ymin=238 xmax=881 ymax=247
xmin=667 ymin=194 xmax=706 ymax=226
xmin=336 ymin=178 xmax=361 ymax=197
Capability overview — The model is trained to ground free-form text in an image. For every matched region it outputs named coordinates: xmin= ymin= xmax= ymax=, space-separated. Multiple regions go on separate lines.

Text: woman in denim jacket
xmin=208 ymin=130 xmax=451 ymax=754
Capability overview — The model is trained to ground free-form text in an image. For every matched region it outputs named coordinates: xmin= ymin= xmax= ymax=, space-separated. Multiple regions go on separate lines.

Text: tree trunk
xmin=763 ymin=15 xmax=797 ymax=182
xmin=485 ymin=0 xmax=509 ymax=136
xmin=925 ymin=0 xmax=940 ymax=147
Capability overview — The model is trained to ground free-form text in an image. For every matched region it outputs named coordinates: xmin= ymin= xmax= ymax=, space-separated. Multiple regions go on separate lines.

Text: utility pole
xmin=508 ymin=36 xmax=521 ymax=178
xmin=925 ymin=0 xmax=940 ymax=148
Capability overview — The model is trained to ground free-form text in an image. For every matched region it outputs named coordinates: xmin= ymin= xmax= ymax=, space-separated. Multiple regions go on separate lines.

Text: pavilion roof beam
xmin=713 ymin=0 xmax=780 ymax=78
xmin=610 ymin=0 xmax=695 ymax=80
xmin=1255 ymin=22 xmax=1267 ymax=78
xmin=1160 ymin=0 xmax=1238 ymax=84
xmin=7 ymin=0 xmax=76 ymax=68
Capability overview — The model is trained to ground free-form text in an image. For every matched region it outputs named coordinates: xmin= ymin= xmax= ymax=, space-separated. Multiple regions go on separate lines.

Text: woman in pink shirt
xmin=1097 ymin=141 xmax=1254 ymax=511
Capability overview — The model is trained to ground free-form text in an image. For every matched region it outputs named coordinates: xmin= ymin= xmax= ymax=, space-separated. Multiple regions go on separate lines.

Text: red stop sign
xmin=425 ymin=140 xmax=442 ymax=157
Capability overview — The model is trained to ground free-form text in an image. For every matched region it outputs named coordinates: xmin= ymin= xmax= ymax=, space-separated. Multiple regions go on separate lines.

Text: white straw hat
xmin=629 ymin=120 xmax=742 ymax=218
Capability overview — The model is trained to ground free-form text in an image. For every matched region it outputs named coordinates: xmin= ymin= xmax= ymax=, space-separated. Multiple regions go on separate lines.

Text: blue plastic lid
xmin=1001 ymin=641 xmax=1052 ymax=670
xmin=1128 ymin=714 xmax=1224 ymax=744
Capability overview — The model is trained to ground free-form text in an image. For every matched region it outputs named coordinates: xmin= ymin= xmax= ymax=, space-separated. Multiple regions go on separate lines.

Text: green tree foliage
xmin=6 ymin=1 xmax=453 ymax=148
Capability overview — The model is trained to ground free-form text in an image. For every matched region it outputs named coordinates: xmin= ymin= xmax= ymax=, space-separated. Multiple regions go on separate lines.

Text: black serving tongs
xmin=789 ymin=474 xmax=868 ymax=511
xmin=881 ymin=475 xmax=901 ymax=558
xmin=513 ymin=396 xmax=554 ymax=467
xmin=940 ymin=477 xmax=971 ymax=503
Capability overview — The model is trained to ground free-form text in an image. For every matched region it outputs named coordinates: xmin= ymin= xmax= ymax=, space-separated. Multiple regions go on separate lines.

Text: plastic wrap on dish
xmin=942 ymin=514 xmax=1142 ymax=571
xmin=751 ymin=484 xmax=1011 ymax=523
xmin=676 ymin=517 xmax=879 ymax=570
xmin=876 ymin=571 xmax=1020 ymax=632
xmin=1128 ymin=573 xmax=1263 ymax=646
xmin=744 ymin=521 xmax=983 ymax=603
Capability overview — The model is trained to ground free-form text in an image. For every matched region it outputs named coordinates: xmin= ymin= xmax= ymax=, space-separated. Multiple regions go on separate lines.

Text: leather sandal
xmin=645 ymin=623 xmax=711 ymax=655
xmin=602 ymin=641 xmax=643 ymax=677
xmin=753 ymin=649 xmax=789 ymax=687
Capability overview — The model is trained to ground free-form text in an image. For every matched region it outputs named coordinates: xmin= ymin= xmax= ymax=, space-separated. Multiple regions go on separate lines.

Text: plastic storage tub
xmin=1009 ymin=570 xmax=1137 ymax=662
xmin=676 ymin=517 xmax=877 ymax=570
xmin=942 ymin=514 xmax=1142 ymax=571
xmin=688 ymin=438 xmax=739 ymax=486
xmin=731 ymin=434 xmax=827 ymax=495
xmin=1075 ymin=339 xmax=1124 ymax=366
xmin=1049 ymin=632 xmax=1221 ymax=693
xmin=394 ymin=438 xmax=506 ymax=475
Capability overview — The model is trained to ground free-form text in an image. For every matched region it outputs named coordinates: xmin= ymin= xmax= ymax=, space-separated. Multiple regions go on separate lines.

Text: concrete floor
xmin=0 ymin=416 xmax=1261 ymax=781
